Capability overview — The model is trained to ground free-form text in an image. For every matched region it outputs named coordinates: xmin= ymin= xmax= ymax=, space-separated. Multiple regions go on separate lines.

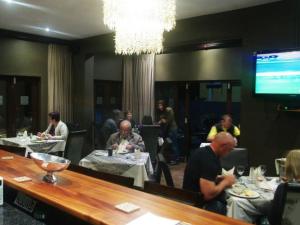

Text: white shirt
xmin=44 ymin=121 xmax=69 ymax=140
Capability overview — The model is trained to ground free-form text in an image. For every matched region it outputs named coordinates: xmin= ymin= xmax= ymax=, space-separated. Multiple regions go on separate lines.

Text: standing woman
xmin=157 ymin=100 xmax=179 ymax=165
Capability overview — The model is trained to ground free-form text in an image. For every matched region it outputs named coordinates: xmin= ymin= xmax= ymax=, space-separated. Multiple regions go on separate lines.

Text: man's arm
xmin=127 ymin=135 xmax=145 ymax=151
xmin=51 ymin=124 xmax=68 ymax=140
xmin=165 ymin=107 xmax=175 ymax=125
xmin=106 ymin=135 xmax=117 ymax=149
xmin=233 ymin=126 xmax=240 ymax=137
xmin=200 ymin=175 xmax=235 ymax=201
xmin=207 ymin=126 xmax=217 ymax=142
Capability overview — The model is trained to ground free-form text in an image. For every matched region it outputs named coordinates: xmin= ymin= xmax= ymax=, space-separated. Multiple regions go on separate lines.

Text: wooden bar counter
xmin=0 ymin=150 xmax=249 ymax=225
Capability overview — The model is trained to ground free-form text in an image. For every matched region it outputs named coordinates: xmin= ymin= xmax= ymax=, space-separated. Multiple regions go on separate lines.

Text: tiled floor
xmin=161 ymin=162 xmax=186 ymax=188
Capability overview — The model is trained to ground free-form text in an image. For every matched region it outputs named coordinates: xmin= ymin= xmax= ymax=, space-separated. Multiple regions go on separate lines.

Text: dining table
xmin=0 ymin=136 xmax=66 ymax=157
xmin=0 ymin=149 xmax=251 ymax=225
xmin=227 ymin=176 xmax=279 ymax=223
xmin=79 ymin=150 xmax=153 ymax=188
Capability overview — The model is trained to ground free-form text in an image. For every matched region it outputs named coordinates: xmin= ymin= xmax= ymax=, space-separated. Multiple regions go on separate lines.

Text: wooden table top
xmin=0 ymin=150 xmax=249 ymax=225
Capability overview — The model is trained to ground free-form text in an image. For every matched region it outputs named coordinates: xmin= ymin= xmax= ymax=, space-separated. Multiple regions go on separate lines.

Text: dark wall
xmin=74 ymin=0 xmax=300 ymax=174
xmin=155 ymin=48 xmax=243 ymax=81
xmin=0 ymin=37 xmax=48 ymax=128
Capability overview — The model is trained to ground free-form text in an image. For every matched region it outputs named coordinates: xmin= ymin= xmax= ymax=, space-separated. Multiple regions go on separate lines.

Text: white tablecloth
xmin=0 ymin=137 xmax=66 ymax=156
xmin=79 ymin=150 xmax=154 ymax=188
xmin=227 ymin=177 xmax=279 ymax=223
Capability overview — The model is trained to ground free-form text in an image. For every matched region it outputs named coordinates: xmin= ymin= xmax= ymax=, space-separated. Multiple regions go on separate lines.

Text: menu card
xmin=126 ymin=212 xmax=180 ymax=225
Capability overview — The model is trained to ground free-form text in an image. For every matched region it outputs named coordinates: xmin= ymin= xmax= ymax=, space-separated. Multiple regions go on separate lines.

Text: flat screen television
xmin=254 ymin=50 xmax=300 ymax=96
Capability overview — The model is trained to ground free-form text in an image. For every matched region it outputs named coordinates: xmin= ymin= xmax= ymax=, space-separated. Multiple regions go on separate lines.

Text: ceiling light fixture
xmin=5 ymin=0 xmax=12 ymax=3
xmin=102 ymin=0 xmax=176 ymax=55
xmin=45 ymin=27 xmax=50 ymax=32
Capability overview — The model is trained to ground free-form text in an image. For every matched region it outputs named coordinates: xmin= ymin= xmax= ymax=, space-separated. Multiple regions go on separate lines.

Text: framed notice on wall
xmin=20 ymin=96 xmax=29 ymax=105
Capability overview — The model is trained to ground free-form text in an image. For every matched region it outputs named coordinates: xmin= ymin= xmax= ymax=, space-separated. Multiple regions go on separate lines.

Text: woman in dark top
xmin=124 ymin=110 xmax=136 ymax=128
xmin=268 ymin=150 xmax=300 ymax=225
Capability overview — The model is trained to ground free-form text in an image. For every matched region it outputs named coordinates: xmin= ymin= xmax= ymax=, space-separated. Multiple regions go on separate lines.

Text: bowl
xmin=30 ymin=152 xmax=71 ymax=183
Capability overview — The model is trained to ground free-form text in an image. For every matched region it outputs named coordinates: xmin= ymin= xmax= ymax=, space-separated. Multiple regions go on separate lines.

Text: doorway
xmin=0 ymin=76 xmax=40 ymax=137
xmin=155 ymin=80 xmax=241 ymax=157
xmin=93 ymin=80 xmax=122 ymax=148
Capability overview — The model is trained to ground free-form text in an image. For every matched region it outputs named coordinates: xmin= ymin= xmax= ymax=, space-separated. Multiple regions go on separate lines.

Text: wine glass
xmin=260 ymin=164 xmax=267 ymax=177
xmin=236 ymin=165 xmax=245 ymax=182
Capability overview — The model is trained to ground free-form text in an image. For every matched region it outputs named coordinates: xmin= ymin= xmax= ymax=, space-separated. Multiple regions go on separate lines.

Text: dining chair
xmin=140 ymin=125 xmax=160 ymax=165
xmin=0 ymin=144 xmax=26 ymax=157
xmin=220 ymin=147 xmax=249 ymax=172
xmin=141 ymin=116 xmax=153 ymax=125
xmin=155 ymin=160 xmax=174 ymax=187
xmin=144 ymin=181 xmax=204 ymax=207
xmin=64 ymin=130 xmax=87 ymax=165
xmin=67 ymin=164 xmax=134 ymax=188
xmin=281 ymin=183 xmax=300 ymax=225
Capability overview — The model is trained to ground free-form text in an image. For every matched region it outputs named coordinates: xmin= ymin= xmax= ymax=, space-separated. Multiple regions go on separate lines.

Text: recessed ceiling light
xmin=45 ymin=27 xmax=50 ymax=32
xmin=5 ymin=0 xmax=12 ymax=3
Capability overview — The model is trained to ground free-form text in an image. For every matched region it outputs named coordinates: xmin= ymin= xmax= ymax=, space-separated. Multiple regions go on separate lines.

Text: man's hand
xmin=111 ymin=144 xmax=118 ymax=150
xmin=222 ymin=175 xmax=236 ymax=187
xmin=46 ymin=134 xmax=53 ymax=139
xmin=126 ymin=144 xmax=133 ymax=150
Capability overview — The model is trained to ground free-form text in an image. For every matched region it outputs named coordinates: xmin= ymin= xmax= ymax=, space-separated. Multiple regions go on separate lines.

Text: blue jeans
xmin=168 ymin=129 xmax=179 ymax=161
xmin=203 ymin=200 xmax=227 ymax=215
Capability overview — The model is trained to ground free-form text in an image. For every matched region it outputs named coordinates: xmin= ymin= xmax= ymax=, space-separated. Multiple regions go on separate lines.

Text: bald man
xmin=106 ymin=120 xmax=145 ymax=152
xmin=183 ymin=132 xmax=236 ymax=215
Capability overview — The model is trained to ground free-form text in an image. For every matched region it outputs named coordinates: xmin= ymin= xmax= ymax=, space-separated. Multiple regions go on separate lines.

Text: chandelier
xmin=102 ymin=0 xmax=176 ymax=55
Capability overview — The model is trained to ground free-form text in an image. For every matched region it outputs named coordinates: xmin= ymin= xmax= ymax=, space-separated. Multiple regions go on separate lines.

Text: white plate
xmin=228 ymin=189 xmax=260 ymax=199
xmin=30 ymin=140 xmax=46 ymax=143
xmin=117 ymin=150 xmax=129 ymax=154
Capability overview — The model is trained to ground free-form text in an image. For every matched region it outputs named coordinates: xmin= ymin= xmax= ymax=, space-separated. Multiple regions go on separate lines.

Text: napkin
xmin=249 ymin=166 xmax=262 ymax=180
xmin=117 ymin=139 xmax=129 ymax=153
xmin=257 ymin=178 xmax=278 ymax=191
xmin=222 ymin=167 xmax=235 ymax=176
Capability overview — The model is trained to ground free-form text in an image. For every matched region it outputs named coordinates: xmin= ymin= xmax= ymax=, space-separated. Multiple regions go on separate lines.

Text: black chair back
xmin=142 ymin=116 xmax=153 ymax=125
xmin=0 ymin=145 xmax=26 ymax=157
xmin=68 ymin=164 xmax=134 ymax=188
xmin=140 ymin=125 xmax=160 ymax=164
xmin=220 ymin=147 xmax=248 ymax=171
xmin=65 ymin=130 xmax=87 ymax=165
xmin=144 ymin=181 xmax=203 ymax=207
xmin=281 ymin=183 xmax=300 ymax=225
xmin=155 ymin=161 xmax=174 ymax=187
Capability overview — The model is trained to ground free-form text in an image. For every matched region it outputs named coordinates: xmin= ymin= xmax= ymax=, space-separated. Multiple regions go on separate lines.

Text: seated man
xmin=183 ymin=132 xmax=236 ymax=215
xmin=106 ymin=120 xmax=145 ymax=152
xmin=207 ymin=114 xmax=240 ymax=142
xmin=38 ymin=112 xmax=68 ymax=140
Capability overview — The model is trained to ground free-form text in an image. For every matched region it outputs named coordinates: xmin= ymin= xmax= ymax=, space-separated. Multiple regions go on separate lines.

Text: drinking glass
xmin=236 ymin=165 xmax=245 ymax=182
xmin=260 ymin=164 xmax=267 ymax=177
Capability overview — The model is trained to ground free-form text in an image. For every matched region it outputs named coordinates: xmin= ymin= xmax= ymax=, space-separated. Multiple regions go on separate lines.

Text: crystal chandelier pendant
xmin=102 ymin=0 xmax=176 ymax=55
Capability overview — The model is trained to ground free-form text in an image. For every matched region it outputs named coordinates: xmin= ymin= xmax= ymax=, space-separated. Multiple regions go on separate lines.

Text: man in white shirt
xmin=38 ymin=112 xmax=69 ymax=140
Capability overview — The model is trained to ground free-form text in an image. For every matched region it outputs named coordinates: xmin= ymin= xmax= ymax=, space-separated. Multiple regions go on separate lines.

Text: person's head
xmin=157 ymin=100 xmax=166 ymax=111
xmin=48 ymin=112 xmax=60 ymax=125
xmin=119 ymin=120 xmax=132 ymax=139
xmin=211 ymin=132 xmax=235 ymax=157
xmin=221 ymin=114 xmax=233 ymax=129
xmin=112 ymin=109 xmax=122 ymax=122
xmin=125 ymin=110 xmax=133 ymax=121
xmin=285 ymin=150 xmax=300 ymax=181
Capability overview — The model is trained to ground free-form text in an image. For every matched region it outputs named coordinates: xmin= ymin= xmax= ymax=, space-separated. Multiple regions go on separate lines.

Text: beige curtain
xmin=48 ymin=44 xmax=72 ymax=122
xmin=122 ymin=54 xmax=155 ymax=123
